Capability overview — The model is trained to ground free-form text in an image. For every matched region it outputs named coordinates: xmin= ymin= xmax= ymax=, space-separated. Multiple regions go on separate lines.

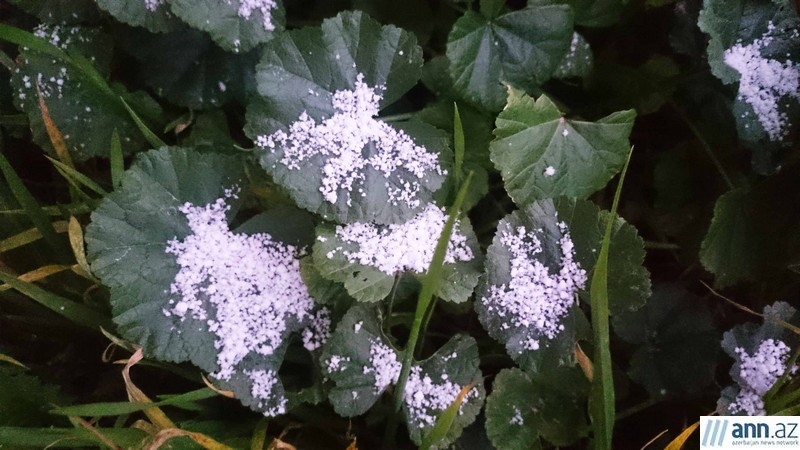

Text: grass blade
xmin=589 ymin=148 xmax=633 ymax=450
xmin=110 ymin=129 xmax=124 ymax=189
xmin=0 ymin=152 xmax=70 ymax=260
xmin=664 ymin=422 xmax=699 ymax=450
xmin=0 ymin=221 xmax=68 ymax=253
xmin=419 ymin=383 xmax=473 ymax=450
xmin=393 ymin=171 xmax=474 ymax=412
xmin=0 ymin=264 xmax=71 ymax=293
xmin=0 ymin=427 xmax=147 ymax=448
xmin=0 ymin=271 xmax=113 ymax=331
xmin=120 ymin=97 xmax=166 ymax=148
xmin=453 ymin=102 xmax=465 ymax=186
xmin=36 ymin=85 xmax=74 ymax=168
xmin=46 ymin=156 xmax=108 ymax=196
xmin=51 ymin=388 xmax=218 ymax=417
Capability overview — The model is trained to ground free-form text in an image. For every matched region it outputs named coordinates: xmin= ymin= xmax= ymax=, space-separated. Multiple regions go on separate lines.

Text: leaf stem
xmin=381 ymin=112 xmax=414 ymax=122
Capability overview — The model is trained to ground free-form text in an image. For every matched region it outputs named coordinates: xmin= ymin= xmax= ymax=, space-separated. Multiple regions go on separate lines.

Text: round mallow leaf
xmin=319 ymin=305 xmax=401 ymax=417
xmin=312 ymin=204 xmax=482 ymax=304
xmin=95 ymin=0 xmax=181 ymax=33
xmin=169 ymin=0 xmax=286 ymax=53
xmin=485 ymin=366 xmax=589 ymax=450
xmin=476 ymin=198 xmax=650 ymax=371
xmin=446 ymin=5 xmax=574 ymax=111
xmin=246 ymin=11 xmax=451 ymax=225
xmin=490 ymin=88 xmax=635 ymax=206
xmin=402 ymin=334 xmax=485 ymax=447
xmin=85 ymin=147 xmax=322 ymax=417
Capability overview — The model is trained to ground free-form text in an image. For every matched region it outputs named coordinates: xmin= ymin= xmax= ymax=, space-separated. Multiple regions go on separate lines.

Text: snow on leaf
xmin=10 ymin=25 xmax=150 ymax=160
xmin=553 ymin=32 xmax=594 ymax=79
xmin=402 ymin=335 xmax=485 ymax=447
xmin=245 ymin=11 xmax=446 ymax=225
xmin=320 ymin=305 xmax=402 ymax=417
xmin=169 ymin=0 xmax=285 ymax=53
xmin=313 ymin=206 xmax=482 ymax=303
xmin=256 ymin=75 xmax=445 ymax=215
xmin=490 ymin=88 xmax=635 ymax=206
xmin=445 ymin=5 xmax=574 ymax=111
xmin=85 ymin=147 xmax=319 ymax=417
xmin=477 ymin=198 xmax=650 ymax=371
xmin=718 ymin=301 xmax=798 ymax=416
xmin=476 ymin=203 xmax=587 ymax=370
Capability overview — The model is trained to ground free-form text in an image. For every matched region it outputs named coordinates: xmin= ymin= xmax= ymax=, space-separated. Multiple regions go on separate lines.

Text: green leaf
xmin=85 ymin=147 xmax=322 ymax=417
xmin=246 ymin=11 xmax=447 ymax=225
xmin=320 ymin=305 xmax=399 ymax=416
xmin=8 ymin=25 xmax=153 ymax=160
xmin=485 ymin=366 xmax=589 ymax=449
xmin=84 ymin=147 xmax=247 ymax=366
xmin=530 ymin=0 xmax=626 ymax=27
xmin=117 ymin=27 xmax=258 ymax=110
xmin=475 ymin=201 xmax=589 ymax=373
xmin=94 ymin=0 xmax=181 ymax=33
xmin=490 ymin=89 xmax=636 ymax=205
xmin=717 ymin=302 xmax=798 ymax=415
xmin=169 ymin=0 xmax=286 ymax=53
xmin=476 ymin=197 xmax=649 ymax=371
xmin=445 ymin=5 xmax=573 ymax=111
xmin=612 ymin=284 xmax=719 ymax=398
xmin=312 ymin=209 xmax=481 ymax=304
xmin=0 ymin=365 xmax=69 ymax=427
xmin=700 ymin=171 xmax=800 ymax=288
xmin=553 ymin=32 xmax=594 ymax=79
xmin=415 ymin=101 xmax=492 ymax=211
xmin=402 ymin=335 xmax=485 ymax=447
xmin=698 ymin=0 xmax=799 ymax=173
xmin=7 ymin=0 xmax=101 ymax=25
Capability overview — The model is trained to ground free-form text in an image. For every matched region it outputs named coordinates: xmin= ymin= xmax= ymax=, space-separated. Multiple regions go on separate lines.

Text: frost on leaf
xmin=165 ymin=192 xmax=316 ymax=382
xmin=478 ymin=217 xmax=586 ymax=355
xmin=719 ymin=301 xmax=799 ymax=416
xmin=728 ymin=339 xmax=793 ymax=415
xmin=327 ymin=204 xmax=473 ymax=275
xmin=402 ymin=366 xmax=479 ymax=429
xmin=723 ymin=23 xmax=800 ymax=142
xmin=313 ymin=206 xmax=482 ymax=304
xmin=257 ymin=74 xmax=445 ymax=216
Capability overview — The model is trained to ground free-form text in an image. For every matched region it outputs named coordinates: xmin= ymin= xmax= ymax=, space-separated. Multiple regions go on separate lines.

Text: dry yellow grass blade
xmin=0 ymin=221 xmax=69 ymax=254
xmin=145 ymin=428 xmax=235 ymax=450
xmin=202 ymin=374 xmax=235 ymax=398
xmin=0 ymin=353 xmax=28 ymax=368
xmin=664 ymin=422 xmax=699 ymax=450
xmin=267 ymin=438 xmax=297 ymax=450
xmin=121 ymin=348 xmax=176 ymax=430
xmin=69 ymin=416 xmax=121 ymax=450
xmin=68 ymin=216 xmax=93 ymax=275
xmin=575 ymin=343 xmax=594 ymax=381
xmin=0 ymin=264 xmax=70 ymax=292
xmin=35 ymin=82 xmax=74 ymax=168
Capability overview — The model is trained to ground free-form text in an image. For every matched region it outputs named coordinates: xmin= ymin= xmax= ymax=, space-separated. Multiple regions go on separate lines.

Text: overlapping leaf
xmin=117 ymin=27 xmax=258 ymax=110
xmin=402 ymin=334 xmax=485 ymax=447
xmin=246 ymin=11 xmax=451 ymax=225
xmin=312 ymin=214 xmax=482 ymax=304
xmin=319 ymin=305 xmax=399 ymax=417
xmin=553 ymin=32 xmax=594 ymax=79
xmin=445 ymin=5 xmax=573 ymax=111
xmin=169 ymin=0 xmax=285 ymax=53
xmin=94 ymin=0 xmax=181 ymax=33
xmin=85 ymin=147 xmax=319 ymax=417
xmin=9 ymin=25 xmax=153 ymax=160
xmin=490 ymin=89 xmax=635 ymax=206
xmin=485 ymin=366 xmax=589 ymax=450
xmin=613 ymin=284 xmax=719 ymax=398
xmin=529 ymin=0 xmax=626 ymax=27
xmin=8 ymin=0 xmax=101 ymax=25
xmin=476 ymin=198 xmax=649 ymax=372
xmin=698 ymin=0 xmax=800 ymax=173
